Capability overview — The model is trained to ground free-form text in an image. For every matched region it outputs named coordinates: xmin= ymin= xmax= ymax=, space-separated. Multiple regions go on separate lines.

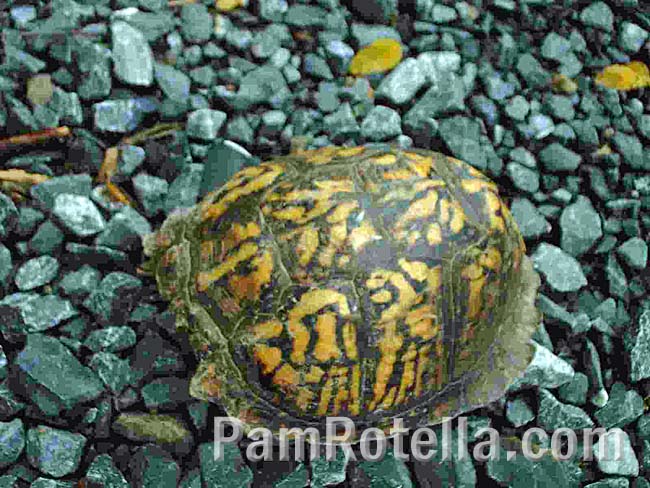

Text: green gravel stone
xmin=30 ymin=478 xmax=73 ymax=488
xmin=535 ymin=294 xmax=574 ymax=327
xmin=180 ymin=4 xmax=212 ymax=42
xmin=558 ymin=372 xmax=589 ymax=405
xmin=17 ymin=334 xmax=103 ymax=407
xmin=560 ymin=196 xmax=603 ymax=256
xmin=516 ymin=53 xmax=551 ymax=89
xmin=235 ymin=66 xmax=290 ymax=109
xmin=0 ymin=194 xmax=18 ymax=239
xmin=630 ymin=310 xmax=650 ymax=382
xmin=84 ymin=327 xmax=136 ymax=353
xmin=26 ymin=425 xmax=86 ymax=478
xmin=532 ymin=243 xmax=587 ymax=292
xmin=189 ymin=65 xmax=216 ymax=88
xmin=131 ymin=445 xmax=179 ymax=488
xmin=132 ymin=173 xmax=169 ymax=216
xmin=611 ymin=132 xmax=644 ymax=169
xmin=619 ymin=22 xmax=649 ymax=53
xmin=29 ymin=220 xmax=64 ymax=255
xmin=186 ymin=109 xmax=227 ymax=141
xmin=404 ymin=74 xmax=466 ymax=127
xmin=505 ymin=397 xmax=535 ymax=427
xmin=439 ymin=116 xmax=486 ymax=170
xmin=540 ymin=32 xmax=572 ymax=61
xmin=111 ymin=21 xmax=153 ymax=86
xmin=85 ymin=454 xmax=129 ymax=488
xmin=303 ymin=53 xmax=334 ymax=80
xmin=275 ymin=465 xmax=308 ymax=488
xmin=93 ymin=99 xmax=145 ymax=133
xmin=0 ymin=347 xmax=5 ymax=381
xmin=617 ymin=237 xmax=648 ymax=269
xmin=580 ymin=1 xmax=613 ymax=31
xmin=0 ymin=245 xmax=12 ymax=283
xmin=0 ymin=419 xmax=24 ymax=468
xmin=58 ymin=266 xmax=101 ymax=298
xmin=187 ymin=401 xmax=209 ymax=431
xmin=594 ymin=382 xmax=644 ymax=428
xmin=570 ymin=119 xmax=599 ymax=146
xmin=323 ymin=40 xmax=354 ymax=74
xmin=316 ymin=82 xmax=340 ymax=113
xmin=537 ymin=388 xmax=594 ymax=431
xmin=361 ymin=106 xmax=402 ymax=141
xmin=53 ymin=194 xmax=106 ymax=237
xmin=16 ymin=207 xmax=45 ymax=236
xmin=0 ymin=293 xmax=77 ymax=335
xmin=199 ymin=443 xmax=252 ymax=488
xmin=638 ymin=412 xmax=650 ymax=438
xmin=96 ymin=206 xmax=152 ymax=250
xmin=83 ymin=272 xmax=142 ymax=325
xmin=199 ymin=141 xmax=257 ymax=198
xmin=539 ymin=143 xmax=581 ymax=172
xmin=15 ymin=256 xmax=59 ymax=291
xmin=606 ymin=254 xmax=628 ymax=299
xmin=506 ymin=163 xmax=539 ymax=193
xmin=510 ymin=198 xmax=551 ymax=239
xmin=165 ymin=164 xmax=203 ymax=212
xmin=154 ymin=63 xmax=190 ymax=103
xmin=358 ymin=449 xmax=413 ymax=488
xmin=90 ymin=352 xmax=133 ymax=393
xmin=376 ymin=58 xmax=426 ymax=106
xmin=509 ymin=342 xmax=574 ymax=390
xmin=350 ymin=23 xmax=401 ymax=47
xmin=226 ymin=117 xmax=255 ymax=145
xmin=284 ymin=4 xmax=327 ymax=27
xmin=311 ymin=447 xmax=349 ymax=488
xmin=585 ymin=479 xmax=630 ymax=488
xmin=505 ymin=95 xmax=530 ymax=121
xmin=30 ymin=174 xmax=92 ymax=210
xmin=486 ymin=440 xmax=584 ymax=487
xmin=551 ymin=188 xmax=573 ymax=205
xmin=0 ymin=475 xmax=17 ymax=487
xmin=594 ymin=429 xmax=639 ymax=476
xmin=324 ymin=103 xmax=360 ymax=141
xmin=545 ymin=94 xmax=575 ymax=121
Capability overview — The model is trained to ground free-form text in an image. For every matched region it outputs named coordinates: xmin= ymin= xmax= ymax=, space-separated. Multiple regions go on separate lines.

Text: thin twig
xmin=0 ymin=126 xmax=71 ymax=150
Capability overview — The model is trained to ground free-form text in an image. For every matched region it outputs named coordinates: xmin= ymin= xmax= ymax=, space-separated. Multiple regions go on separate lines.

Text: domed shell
xmin=143 ymin=145 xmax=541 ymax=436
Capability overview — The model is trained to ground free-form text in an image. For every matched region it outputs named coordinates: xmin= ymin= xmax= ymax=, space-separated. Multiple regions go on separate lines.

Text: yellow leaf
xmin=216 ymin=0 xmax=244 ymax=11
xmin=595 ymin=61 xmax=650 ymax=91
xmin=348 ymin=38 xmax=403 ymax=76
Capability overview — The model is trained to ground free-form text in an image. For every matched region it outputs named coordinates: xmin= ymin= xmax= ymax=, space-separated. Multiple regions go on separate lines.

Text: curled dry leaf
xmin=595 ymin=61 xmax=650 ymax=91
xmin=348 ymin=38 xmax=403 ymax=76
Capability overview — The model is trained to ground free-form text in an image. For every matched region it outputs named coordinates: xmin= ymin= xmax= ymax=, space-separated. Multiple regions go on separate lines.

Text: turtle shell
xmin=143 ymin=145 xmax=541 ymax=436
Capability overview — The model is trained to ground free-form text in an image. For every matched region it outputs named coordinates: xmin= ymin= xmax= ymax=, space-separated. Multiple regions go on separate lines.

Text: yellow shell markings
xmin=174 ymin=146 xmax=534 ymax=424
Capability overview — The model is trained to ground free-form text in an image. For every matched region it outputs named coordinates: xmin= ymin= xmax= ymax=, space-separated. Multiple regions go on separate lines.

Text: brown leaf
xmin=98 ymin=146 xmax=119 ymax=183
xmin=0 ymin=169 xmax=50 ymax=185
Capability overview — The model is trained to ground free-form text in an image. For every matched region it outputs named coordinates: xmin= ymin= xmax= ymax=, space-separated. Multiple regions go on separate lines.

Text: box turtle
xmin=142 ymin=145 xmax=541 ymax=437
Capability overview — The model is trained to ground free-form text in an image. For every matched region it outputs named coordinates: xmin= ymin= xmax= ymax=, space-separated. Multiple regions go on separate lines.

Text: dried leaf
xmin=551 ymin=73 xmax=577 ymax=93
xmin=595 ymin=61 xmax=650 ymax=91
xmin=0 ymin=126 xmax=71 ymax=150
xmin=216 ymin=0 xmax=245 ymax=11
xmin=106 ymin=180 xmax=135 ymax=207
xmin=121 ymin=122 xmax=183 ymax=146
xmin=98 ymin=146 xmax=119 ymax=183
xmin=0 ymin=169 xmax=50 ymax=185
xmin=348 ymin=38 xmax=403 ymax=76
